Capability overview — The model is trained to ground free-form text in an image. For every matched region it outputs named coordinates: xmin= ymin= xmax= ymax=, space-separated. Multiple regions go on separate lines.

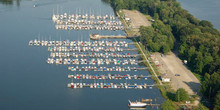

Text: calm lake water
xmin=177 ymin=0 xmax=220 ymax=29
xmin=0 ymin=0 xmax=164 ymax=110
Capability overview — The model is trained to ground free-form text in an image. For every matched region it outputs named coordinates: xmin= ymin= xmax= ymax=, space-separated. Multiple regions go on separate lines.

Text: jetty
xmin=89 ymin=34 xmax=126 ymax=40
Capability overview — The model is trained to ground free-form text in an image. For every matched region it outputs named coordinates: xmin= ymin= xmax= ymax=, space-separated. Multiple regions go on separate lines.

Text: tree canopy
xmin=175 ymin=88 xmax=189 ymax=102
xmin=161 ymin=100 xmax=176 ymax=110
xmin=214 ymin=91 xmax=220 ymax=110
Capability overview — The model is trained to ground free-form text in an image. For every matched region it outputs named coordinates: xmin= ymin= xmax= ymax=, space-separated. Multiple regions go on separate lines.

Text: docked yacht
xmin=128 ymin=100 xmax=147 ymax=108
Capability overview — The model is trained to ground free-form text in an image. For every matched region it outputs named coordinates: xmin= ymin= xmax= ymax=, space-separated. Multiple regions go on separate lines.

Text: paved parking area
xmin=153 ymin=52 xmax=201 ymax=95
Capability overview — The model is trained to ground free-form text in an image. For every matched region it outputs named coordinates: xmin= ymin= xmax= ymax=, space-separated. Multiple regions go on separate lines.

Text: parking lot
xmin=153 ymin=52 xmax=201 ymax=95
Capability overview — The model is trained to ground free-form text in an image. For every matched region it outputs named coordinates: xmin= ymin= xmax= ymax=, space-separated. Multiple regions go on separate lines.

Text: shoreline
xmin=114 ymin=8 xmax=202 ymax=108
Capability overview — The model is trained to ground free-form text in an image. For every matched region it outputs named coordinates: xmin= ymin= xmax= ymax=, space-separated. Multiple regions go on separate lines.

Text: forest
xmin=104 ymin=0 xmax=220 ymax=109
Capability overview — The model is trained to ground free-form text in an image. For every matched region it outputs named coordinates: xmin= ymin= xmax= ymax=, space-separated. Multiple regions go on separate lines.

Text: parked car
xmin=161 ymin=54 xmax=166 ymax=57
xmin=175 ymin=74 xmax=180 ymax=76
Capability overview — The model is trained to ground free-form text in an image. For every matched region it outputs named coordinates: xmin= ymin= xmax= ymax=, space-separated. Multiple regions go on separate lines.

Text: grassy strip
xmin=138 ymin=42 xmax=161 ymax=76
xmin=133 ymin=38 xmax=161 ymax=84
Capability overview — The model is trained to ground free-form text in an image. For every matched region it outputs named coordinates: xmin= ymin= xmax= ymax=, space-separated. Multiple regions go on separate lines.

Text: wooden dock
xmin=123 ymin=48 xmax=137 ymax=51
xmin=141 ymin=98 xmax=153 ymax=102
xmin=90 ymin=34 xmax=126 ymax=40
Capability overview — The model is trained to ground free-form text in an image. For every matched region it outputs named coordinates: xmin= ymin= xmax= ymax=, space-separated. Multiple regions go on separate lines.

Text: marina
xmin=1 ymin=0 xmax=165 ymax=110
xmin=27 ymin=5 xmax=158 ymax=110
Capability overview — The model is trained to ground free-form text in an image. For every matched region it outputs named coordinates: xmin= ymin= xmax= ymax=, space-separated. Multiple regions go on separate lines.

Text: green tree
xmin=201 ymin=73 xmax=210 ymax=95
xmin=179 ymin=44 xmax=186 ymax=56
xmin=187 ymin=46 xmax=196 ymax=62
xmin=161 ymin=100 xmax=176 ymax=110
xmin=199 ymin=20 xmax=213 ymax=28
xmin=197 ymin=103 xmax=209 ymax=110
xmin=140 ymin=26 xmax=154 ymax=41
xmin=149 ymin=42 xmax=161 ymax=52
xmin=214 ymin=91 xmax=220 ymax=110
xmin=194 ymin=52 xmax=204 ymax=73
xmin=162 ymin=44 xmax=170 ymax=53
xmin=175 ymin=88 xmax=189 ymax=102
xmin=201 ymin=72 xmax=220 ymax=103
xmin=154 ymin=13 xmax=159 ymax=20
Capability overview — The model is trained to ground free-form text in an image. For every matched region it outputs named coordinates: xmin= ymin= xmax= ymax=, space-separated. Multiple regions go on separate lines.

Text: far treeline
xmin=103 ymin=0 xmax=220 ymax=109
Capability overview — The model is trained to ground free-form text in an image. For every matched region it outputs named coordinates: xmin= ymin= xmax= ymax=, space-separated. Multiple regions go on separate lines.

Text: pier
xmin=67 ymin=66 xmax=147 ymax=71
xmin=55 ymin=25 xmax=124 ymax=31
xmin=67 ymin=74 xmax=152 ymax=80
xmin=67 ymin=83 xmax=155 ymax=89
xmin=47 ymin=46 xmax=136 ymax=52
xmin=49 ymin=52 xmax=141 ymax=58
xmin=47 ymin=58 xmax=141 ymax=65
xmin=29 ymin=40 xmax=131 ymax=47
xmin=89 ymin=34 xmax=126 ymax=40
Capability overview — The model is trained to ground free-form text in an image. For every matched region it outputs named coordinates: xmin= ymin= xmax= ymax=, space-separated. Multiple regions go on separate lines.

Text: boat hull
xmin=128 ymin=104 xmax=146 ymax=108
